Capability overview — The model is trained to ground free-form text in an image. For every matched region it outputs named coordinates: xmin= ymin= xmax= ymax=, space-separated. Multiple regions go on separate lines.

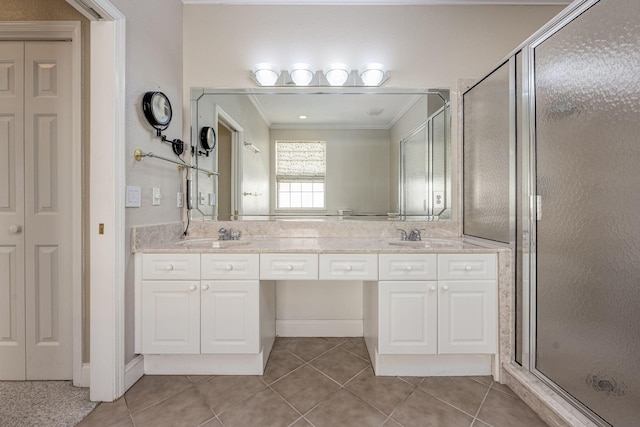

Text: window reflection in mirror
xmin=189 ymin=88 xmax=450 ymax=221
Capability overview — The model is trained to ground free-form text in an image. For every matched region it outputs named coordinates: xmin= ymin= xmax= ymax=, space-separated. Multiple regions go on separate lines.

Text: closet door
xmin=0 ymin=42 xmax=26 ymax=380
xmin=23 ymin=42 xmax=73 ymax=380
xmin=0 ymin=41 xmax=73 ymax=380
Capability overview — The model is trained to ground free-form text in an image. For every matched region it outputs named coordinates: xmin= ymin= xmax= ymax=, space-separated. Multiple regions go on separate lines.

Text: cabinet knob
xmin=464 ymin=265 xmax=472 ymax=271
xmin=202 ymin=284 xmax=209 ymax=291
xmin=405 ymin=265 xmax=413 ymax=271
xmin=189 ymin=284 xmax=197 ymax=291
xmin=429 ymin=285 xmax=437 ymax=292
xmin=226 ymin=264 xmax=234 ymax=271
xmin=442 ymin=284 xmax=449 ymax=291
xmin=345 ymin=265 xmax=352 ymax=271
xmin=287 ymin=265 xmax=294 ymax=271
xmin=8 ymin=224 xmax=22 ymax=234
xmin=165 ymin=264 xmax=174 ymax=271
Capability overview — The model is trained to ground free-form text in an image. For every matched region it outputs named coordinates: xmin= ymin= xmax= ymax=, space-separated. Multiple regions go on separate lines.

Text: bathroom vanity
xmin=133 ymin=224 xmax=508 ymax=380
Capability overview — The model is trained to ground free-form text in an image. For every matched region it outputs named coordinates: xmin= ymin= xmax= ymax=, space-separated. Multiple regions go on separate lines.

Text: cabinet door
xmin=378 ymin=281 xmax=438 ymax=354
xmin=141 ymin=281 xmax=200 ymax=354
xmin=438 ymin=281 xmax=496 ymax=354
xmin=201 ymin=280 xmax=259 ymax=354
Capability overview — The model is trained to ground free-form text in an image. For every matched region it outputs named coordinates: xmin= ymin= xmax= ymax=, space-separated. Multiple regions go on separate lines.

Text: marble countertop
xmin=133 ymin=236 xmax=503 ymax=254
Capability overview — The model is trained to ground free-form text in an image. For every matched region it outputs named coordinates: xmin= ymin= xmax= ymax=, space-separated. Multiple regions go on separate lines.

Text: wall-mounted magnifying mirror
xmin=143 ymin=91 xmax=172 ymax=131
xmin=190 ymin=88 xmax=450 ymax=222
xmin=199 ymin=126 xmax=217 ymax=156
xmin=142 ymin=91 xmax=184 ymax=156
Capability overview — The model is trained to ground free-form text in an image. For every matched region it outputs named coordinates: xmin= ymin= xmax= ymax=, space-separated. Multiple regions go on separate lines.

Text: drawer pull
xmin=226 ymin=264 xmax=234 ymax=271
xmin=464 ymin=265 xmax=472 ymax=271
xmin=405 ymin=265 xmax=413 ymax=271
xmin=202 ymin=284 xmax=210 ymax=291
xmin=442 ymin=284 xmax=449 ymax=291
xmin=345 ymin=265 xmax=353 ymax=271
xmin=189 ymin=284 xmax=197 ymax=291
xmin=287 ymin=265 xmax=294 ymax=271
xmin=429 ymin=285 xmax=437 ymax=291
xmin=165 ymin=264 xmax=174 ymax=271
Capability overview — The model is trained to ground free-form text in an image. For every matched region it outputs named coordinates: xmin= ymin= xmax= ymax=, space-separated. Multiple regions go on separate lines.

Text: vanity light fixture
xmin=323 ymin=63 xmax=351 ymax=86
xmin=252 ymin=62 xmax=387 ymax=87
xmin=359 ymin=63 xmax=387 ymax=86
xmin=252 ymin=63 xmax=281 ymax=86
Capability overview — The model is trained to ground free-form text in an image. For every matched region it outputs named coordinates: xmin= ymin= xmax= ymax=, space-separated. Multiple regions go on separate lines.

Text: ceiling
xmin=182 ymin=0 xmax=572 ymax=5
xmin=243 ymin=91 xmax=447 ymax=129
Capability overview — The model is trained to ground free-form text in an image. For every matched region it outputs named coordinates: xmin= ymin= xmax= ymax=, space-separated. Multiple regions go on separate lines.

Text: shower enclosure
xmin=464 ymin=0 xmax=640 ymax=425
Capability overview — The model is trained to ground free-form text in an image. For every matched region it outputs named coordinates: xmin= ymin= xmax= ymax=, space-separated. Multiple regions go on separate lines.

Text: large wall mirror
xmin=190 ymin=88 xmax=451 ymax=221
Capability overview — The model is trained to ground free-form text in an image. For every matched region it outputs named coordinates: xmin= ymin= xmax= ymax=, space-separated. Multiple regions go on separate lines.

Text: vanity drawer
xmin=438 ymin=254 xmax=496 ymax=280
xmin=201 ymin=254 xmax=259 ymax=280
xmin=319 ymin=254 xmax=378 ymax=280
xmin=260 ymin=254 xmax=318 ymax=280
xmin=379 ymin=254 xmax=437 ymax=281
xmin=142 ymin=254 xmax=200 ymax=280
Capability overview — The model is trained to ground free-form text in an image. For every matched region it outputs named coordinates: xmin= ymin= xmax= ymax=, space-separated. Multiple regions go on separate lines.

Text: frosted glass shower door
xmin=534 ymin=0 xmax=640 ymax=425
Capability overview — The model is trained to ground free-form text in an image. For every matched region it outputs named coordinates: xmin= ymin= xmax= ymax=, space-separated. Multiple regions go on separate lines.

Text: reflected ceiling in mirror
xmin=190 ymin=88 xmax=451 ymax=221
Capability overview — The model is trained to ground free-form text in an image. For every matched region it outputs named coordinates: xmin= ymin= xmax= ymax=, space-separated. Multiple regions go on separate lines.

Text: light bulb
xmin=252 ymin=63 xmax=280 ymax=86
xmin=359 ymin=63 xmax=386 ymax=86
xmin=289 ymin=63 xmax=314 ymax=86
xmin=323 ymin=63 xmax=351 ymax=86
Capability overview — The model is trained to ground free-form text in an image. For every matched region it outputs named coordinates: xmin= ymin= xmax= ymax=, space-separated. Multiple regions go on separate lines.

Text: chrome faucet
xmin=408 ymin=229 xmax=422 ymax=241
xmin=218 ymin=227 xmax=229 ymax=241
xmin=397 ymin=229 xmax=408 ymax=241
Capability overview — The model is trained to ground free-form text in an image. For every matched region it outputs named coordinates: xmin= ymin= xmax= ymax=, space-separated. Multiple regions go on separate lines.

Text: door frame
xmin=0 ymin=21 xmax=83 ymax=384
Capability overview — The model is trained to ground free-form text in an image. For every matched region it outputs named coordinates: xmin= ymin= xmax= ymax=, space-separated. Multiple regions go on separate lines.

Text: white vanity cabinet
xmin=366 ymin=253 xmax=497 ymax=376
xmin=200 ymin=254 xmax=260 ymax=354
xmin=437 ymin=254 xmax=497 ymax=354
xmin=137 ymin=253 xmax=273 ymax=369
xmin=140 ymin=254 xmax=201 ymax=354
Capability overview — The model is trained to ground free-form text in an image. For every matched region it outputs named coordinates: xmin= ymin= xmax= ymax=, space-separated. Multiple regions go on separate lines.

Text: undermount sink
xmin=388 ymin=239 xmax=460 ymax=249
xmin=177 ymin=238 xmax=251 ymax=249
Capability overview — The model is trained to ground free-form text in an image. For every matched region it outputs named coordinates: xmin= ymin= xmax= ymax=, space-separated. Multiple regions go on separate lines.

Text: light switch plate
xmin=209 ymin=193 xmax=216 ymax=206
xmin=125 ymin=186 xmax=141 ymax=208
xmin=152 ymin=187 xmax=161 ymax=206
xmin=177 ymin=192 xmax=183 ymax=208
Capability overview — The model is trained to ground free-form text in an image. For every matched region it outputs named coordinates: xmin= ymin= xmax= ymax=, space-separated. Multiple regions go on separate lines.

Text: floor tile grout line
xmin=472 ymin=382 xmax=493 ymax=426
xmin=413 ymin=384 xmax=483 ymax=420
xmin=381 ymin=380 xmax=420 ymax=427
xmin=266 ymin=382 xmax=305 ymax=419
xmin=125 ymin=379 xmax=196 ymax=417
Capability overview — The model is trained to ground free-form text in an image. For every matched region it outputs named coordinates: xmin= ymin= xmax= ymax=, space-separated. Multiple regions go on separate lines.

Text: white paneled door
xmin=0 ymin=41 xmax=73 ymax=380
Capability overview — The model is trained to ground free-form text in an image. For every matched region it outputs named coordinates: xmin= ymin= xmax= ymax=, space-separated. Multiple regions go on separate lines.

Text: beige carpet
xmin=0 ymin=381 xmax=97 ymax=427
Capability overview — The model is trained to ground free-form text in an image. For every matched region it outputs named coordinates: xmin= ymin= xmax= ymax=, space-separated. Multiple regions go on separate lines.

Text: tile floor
xmin=78 ymin=337 xmax=548 ymax=427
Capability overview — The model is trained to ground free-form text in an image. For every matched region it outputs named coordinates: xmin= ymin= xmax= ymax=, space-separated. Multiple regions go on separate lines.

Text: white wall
xmin=110 ymin=0 xmax=184 ymax=364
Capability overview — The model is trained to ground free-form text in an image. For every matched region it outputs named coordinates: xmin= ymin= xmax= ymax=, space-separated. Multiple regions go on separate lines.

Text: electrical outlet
xmin=177 ymin=192 xmax=183 ymax=208
xmin=434 ymin=191 xmax=444 ymax=207
xmin=209 ymin=193 xmax=216 ymax=206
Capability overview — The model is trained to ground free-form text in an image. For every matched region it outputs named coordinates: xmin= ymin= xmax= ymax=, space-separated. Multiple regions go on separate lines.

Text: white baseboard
xmin=276 ymin=320 xmax=363 ymax=337
xmin=143 ymin=352 xmax=266 ymax=375
xmin=124 ymin=355 xmax=144 ymax=392
xmin=372 ymin=351 xmax=493 ymax=377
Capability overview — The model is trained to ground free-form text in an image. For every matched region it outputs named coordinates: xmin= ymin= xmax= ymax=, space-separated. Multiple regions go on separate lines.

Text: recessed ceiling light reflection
xmin=299 ymin=115 xmax=308 ymax=119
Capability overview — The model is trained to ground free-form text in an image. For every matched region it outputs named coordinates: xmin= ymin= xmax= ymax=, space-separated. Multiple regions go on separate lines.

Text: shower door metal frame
xmin=525 ymin=0 xmax=613 ymax=425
